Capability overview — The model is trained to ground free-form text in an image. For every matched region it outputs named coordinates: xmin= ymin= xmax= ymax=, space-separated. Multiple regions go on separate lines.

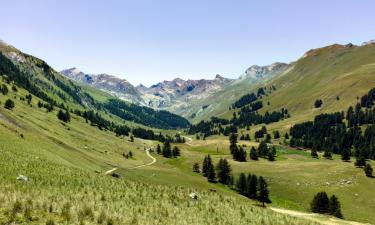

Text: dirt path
xmin=104 ymin=148 xmax=156 ymax=175
xmin=270 ymin=207 xmax=370 ymax=225
xmin=128 ymin=148 xmax=156 ymax=169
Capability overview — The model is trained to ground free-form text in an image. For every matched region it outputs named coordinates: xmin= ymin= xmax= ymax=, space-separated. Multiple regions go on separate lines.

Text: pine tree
xmin=156 ymin=144 xmax=161 ymax=154
xmin=265 ymin=134 xmax=272 ymax=143
xmin=202 ymin=155 xmax=212 ymax=177
xmin=258 ymin=141 xmax=268 ymax=157
xmin=329 ymin=195 xmax=343 ymax=218
xmin=341 ymin=148 xmax=351 ymax=161
xmin=364 ymin=163 xmax=373 ymax=177
xmin=207 ymin=164 xmax=216 ymax=183
xmin=323 ymin=149 xmax=332 ymax=159
xmin=310 ymin=192 xmax=329 ymax=214
xmin=284 ymin=132 xmax=289 ymax=139
xmin=229 ymin=133 xmax=238 ymax=154
xmin=250 ymin=147 xmax=258 ymax=160
xmin=193 ymin=163 xmax=200 ymax=173
xmin=162 ymin=141 xmax=172 ymax=158
xmin=258 ymin=176 xmax=270 ymax=207
xmin=0 ymin=84 xmax=8 ymax=95
xmin=247 ymin=174 xmax=258 ymax=199
xmin=216 ymin=158 xmax=232 ymax=185
xmin=268 ymin=146 xmax=276 ymax=161
xmin=354 ymin=156 xmax=366 ymax=167
xmin=172 ymin=146 xmax=181 ymax=157
xmin=236 ymin=173 xmax=247 ymax=195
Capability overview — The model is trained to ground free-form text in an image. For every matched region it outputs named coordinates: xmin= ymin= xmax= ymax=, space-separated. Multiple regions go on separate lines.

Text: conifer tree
xmin=258 ymin=176 xmax=270 ymax=207
xmin=329 ymin=195 xmax=343 ymax=218
xmin=323 ymin=149 xmax=332 ymax=159
xmin=236 ymin=173 xmax=247 ymax=195
xmin=354 ymin=156 xmax=366 ymax=167
xmin=156 ymin=144 xmax=161 ymax=154
xmin=207 ymin=164 xmax=216 ymax=183
xmin=216 ymin=158 xmax=232 ymax=185
xmin=364 ymin=163 xmax=373 ymax=177
xmin=162 ymin=141 xmax=172 ymax=158
xmin=172 ymin=146 xmax=181 ymax=157
xmin=4 ymin=99 xmax=14 ymax=110
xmin=202 ymin=155 xmax=212 ymax=177
xmin=310 ymin=192 xmax=329 ymax=214
xmin=193 ymin=163 xmax=200 ymax=173
xmin=258 ymin=141 xmax=268 ymax=158
xmin=250 ymin=147 xmax=258 ymax=160
xmin=247 ymin=174 xmax=258 ymax=199
xmin=341 ymin=148 xmax=351 ymax=161
xmin=311 ymin=149 xmax=318 ymax=158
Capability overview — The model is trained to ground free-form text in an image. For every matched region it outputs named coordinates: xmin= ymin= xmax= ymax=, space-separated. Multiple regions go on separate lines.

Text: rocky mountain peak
xmin=241 ymin=62 xmax=289 ymax=80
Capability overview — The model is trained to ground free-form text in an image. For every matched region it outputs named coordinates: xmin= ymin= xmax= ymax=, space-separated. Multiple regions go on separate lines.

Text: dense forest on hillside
xmin=189 ymin=86 xmax=288 ymax=137
xmin=289 ymin=87 xmax=375 ymax=161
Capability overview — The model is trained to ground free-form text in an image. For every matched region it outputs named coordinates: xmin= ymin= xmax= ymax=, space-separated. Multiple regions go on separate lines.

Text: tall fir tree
xmin=310 ymin=192 xmax=329 ymax=214
xmin=248 ymin=174 xmax=258 ymax=199
xmin=207 ymin=164 xmax=216 ymax=183
xmin=258 ymin=176 xmax=270 ymax=207
xmin=329 ymin=195 xmax=343 ymax=218
xmin=250 ymin=147 xmax=258 ymax=160
xmin=236 ymin=173 xmax=247 ymax=195
xmin=216 ymin=158 xmax=232 ymax=185
xmin=162 ymin=141 xmax=172 ymax=158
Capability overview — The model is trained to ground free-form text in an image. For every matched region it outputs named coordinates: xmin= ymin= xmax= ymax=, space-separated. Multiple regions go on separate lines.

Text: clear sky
xmin=1 ymin=0 xmax=375 ymax=86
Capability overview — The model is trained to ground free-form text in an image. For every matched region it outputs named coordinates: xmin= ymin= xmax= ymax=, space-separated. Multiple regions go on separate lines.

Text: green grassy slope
xmin=220 ymin=43 xmax=375 ymax=132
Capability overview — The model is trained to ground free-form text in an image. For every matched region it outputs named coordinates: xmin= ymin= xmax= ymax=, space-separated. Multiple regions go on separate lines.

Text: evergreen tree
xmin=156 ymin=144 xmax=161 ymax=154
xmin=202 ymin=155 xmax=213 ymax=177
xmin=172 ymin=146 xmax=181 ymax=157
xmin=0 ymin=84 xmax=8 ymax=95
xmin=323 ymin=149 xmax=332 ymax=159
xmin=247 ymin=174 xmax=258 ymax=199
xmin=250 ymin=147 xmax=258 ymax=160
xmin=207 ymin=164 xmax=216 ymax=183
xmin=216 ymin=158 xmax=232 ymax=185
xmin=268 ymin=147 xmax=276 ymax=161
xmin=329 ymin=195 xmax=343 ymax=218
xmin=310 ymin=192 xmax=329 ymax=214
xmin=4 ymin=99 xmax=14 ymax=110
xmin=364 ymin=163 xmax=373 ymax=177
xmin=236 ymin=173 xmax=247 ymax=195
xmin=57 ymin=110 xmax=70 ymax=122
xmin=314 ymin=99 xmax=323 ymax=108
xmin=162 ymin=141 xmax=172 ymax=158
xmin=229 ymin=133 xmax=238 ymax=154
xmin=258 ymin=176 xmax=270 ymax=207
xmin=354 ymin=156 xmax=366 ymax=167
xmin=193 ymin=163 xmax=200 ymax=173
xmin=258 ymin=141 xmax=268 ymax=157
xmin=341 ymin=148 xmax=351 ymax=161
xmin=273 ymin=130 xmax=280 ymax=139
xmin=284 ymin=132 xmax=289 ymax=139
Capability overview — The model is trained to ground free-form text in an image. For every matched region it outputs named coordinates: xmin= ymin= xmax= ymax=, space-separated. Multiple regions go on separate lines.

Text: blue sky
xmin=1 ymin=0 xmax=375 ymax=86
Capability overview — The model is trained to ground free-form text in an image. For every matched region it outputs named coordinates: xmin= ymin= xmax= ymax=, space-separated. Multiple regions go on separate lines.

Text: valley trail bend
xmin=104 ymin=148 xmax=156 ymax=175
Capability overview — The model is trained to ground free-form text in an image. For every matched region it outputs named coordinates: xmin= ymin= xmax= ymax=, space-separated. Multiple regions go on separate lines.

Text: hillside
xmin=216 ymin=42 xmax=375 ymax=131
xmin=0 ymin=41 xmax=189 ymax=130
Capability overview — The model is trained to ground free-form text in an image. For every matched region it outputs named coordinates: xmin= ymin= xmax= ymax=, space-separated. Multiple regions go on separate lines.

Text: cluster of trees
xmin=197 ymin=155 xmax=233 ymax=184
xmin=229 ymin=134 xmax=276 ymax=162
xmin=57 ymin=110 xmax=71 ymax=123
xmin=236 ymin=173 xmax=271 ymax=207
xmin=104 ymin=99 xmax=190 ymax=129
xmin=310 ymin=192 xmax=343 ymax=218
xmin=0 ymin=84 xmax=8 ymax=95
xmin=122 ymin=151 xmax=133 ymax=159
xmin=232 ymin=107 xmax=289 ymax=128
xmin=290 ymin=91 xmax=375 ymax=162
xmin=156 ymin=142 xmax=181 ymax=158
xmin=231 ymin=93 xmax=258 ymax=109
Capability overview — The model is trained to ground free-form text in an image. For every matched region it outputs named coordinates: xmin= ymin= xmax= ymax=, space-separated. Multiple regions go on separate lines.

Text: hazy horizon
xmin=1 ymin=0 xmax=375 ymax=86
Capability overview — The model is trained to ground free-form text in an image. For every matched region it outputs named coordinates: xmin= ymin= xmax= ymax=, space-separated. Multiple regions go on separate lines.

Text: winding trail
xmin=103 ymin=148 xmax=156 ymax=175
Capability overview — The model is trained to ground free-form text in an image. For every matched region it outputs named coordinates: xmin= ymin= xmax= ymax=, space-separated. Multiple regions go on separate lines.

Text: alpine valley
xmin=1 ymin=36 xmax=375 ymax=225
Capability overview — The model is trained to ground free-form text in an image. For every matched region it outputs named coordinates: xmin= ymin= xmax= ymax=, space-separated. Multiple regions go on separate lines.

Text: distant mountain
xmin=60 ymin=68 xmax=143 ymax=103
xmin=239 ymin=62 xmax=290 ymax=80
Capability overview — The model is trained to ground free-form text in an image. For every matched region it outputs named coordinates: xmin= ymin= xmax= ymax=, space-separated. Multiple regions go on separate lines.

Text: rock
xmin=17 ymin=175 xmax=28 ymax=182
xmin=111 ymin=173 xmax=121 ymax=178
xmin=189 ymin=192 xmax=198 ymax=200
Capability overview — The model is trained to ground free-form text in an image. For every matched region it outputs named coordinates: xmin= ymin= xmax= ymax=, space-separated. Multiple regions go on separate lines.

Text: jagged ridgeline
xmin=0 ymin=45 xmax=189 ymax=130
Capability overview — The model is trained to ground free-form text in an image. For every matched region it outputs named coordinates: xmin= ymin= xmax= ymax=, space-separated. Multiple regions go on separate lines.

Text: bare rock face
xmin=137 ymin=75 xmax=233 ymax=109
xmin=60 ymin=68 xmax=143 ymax=103
xmin=240 ymin=62 xmax=289 ymax=80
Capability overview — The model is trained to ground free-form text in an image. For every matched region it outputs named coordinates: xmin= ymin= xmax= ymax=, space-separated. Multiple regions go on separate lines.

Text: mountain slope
xmin=0 ymin=41 xmax=189 ymax=130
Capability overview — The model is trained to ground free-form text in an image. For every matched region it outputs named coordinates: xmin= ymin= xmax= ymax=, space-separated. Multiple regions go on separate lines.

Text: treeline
xmin=155 ymin=142 xmax=181 ymax=158
xmin=289 ymin=87 xmax=375 ymax=162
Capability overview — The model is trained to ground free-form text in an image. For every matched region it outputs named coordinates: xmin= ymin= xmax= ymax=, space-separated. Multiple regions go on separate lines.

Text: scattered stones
xmin=16 ymin=175 xmax=29 ymax=182
xmin=111 ymin=173 xmax=121 ymax=178
xmin=189 ymin=193 xmax=198 ymax=200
